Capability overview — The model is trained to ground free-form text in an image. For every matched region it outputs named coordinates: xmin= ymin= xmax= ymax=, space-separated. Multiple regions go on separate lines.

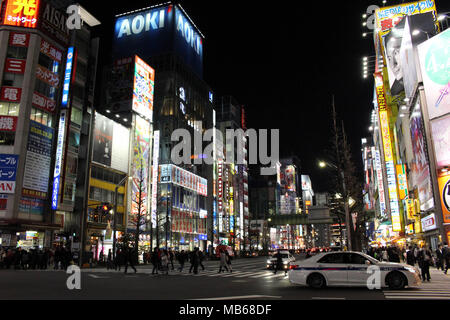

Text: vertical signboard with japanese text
xmin=438 ymin=173 xmax=450 ymax=224
xmin=375 ymin=73 xmax=401 ymax=231
xmin=61 ymin=47 xmax=74 ymax=108
xmin=133 ymin=56 xmax=154 ymax=122
xmin=0 ymin=155 xmax=19 ymax=194
xmin=51 ymin=110 xmax=67 ymax=209
xmin=150 ymin=130 xmax=159 ymax=228
xmin=129 ymin=115 xmax=151 ymax=230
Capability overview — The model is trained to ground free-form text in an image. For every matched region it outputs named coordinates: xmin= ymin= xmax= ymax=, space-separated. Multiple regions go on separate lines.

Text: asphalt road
xmin=0 ymin=255 xmax=449 ymax=300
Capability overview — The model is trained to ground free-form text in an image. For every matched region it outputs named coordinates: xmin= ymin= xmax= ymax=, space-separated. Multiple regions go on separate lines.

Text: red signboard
xmin=9 ymin=32 xmax=30 ymax=47
xmin=2 ymin=0 xmax=40 ymax=28
xmin=5 ymin=58 xmax=26 ymax=74
xmin=36 ymin=65 xmax=59 ymax=87
xmin=0 ymin=116 xmax=18 ymax=132
xmin=40 ymin=39 xmax=62 ymax=63
xmin=32 ymin=91 xmax=56 ymax=113
xmin=0 ymin=87 xmax=22 ymax=102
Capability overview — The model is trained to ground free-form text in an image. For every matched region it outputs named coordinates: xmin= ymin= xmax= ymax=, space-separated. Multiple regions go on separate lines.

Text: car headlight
xmin=267 ymin=260 xmax=272 ymax=264
xmin=283 ymin=261 xmax=288 ymax=264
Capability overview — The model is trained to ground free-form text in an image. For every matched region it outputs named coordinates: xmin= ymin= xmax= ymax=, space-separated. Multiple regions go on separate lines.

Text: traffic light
xmin=100 ymin=203 xmax=112 ymax=215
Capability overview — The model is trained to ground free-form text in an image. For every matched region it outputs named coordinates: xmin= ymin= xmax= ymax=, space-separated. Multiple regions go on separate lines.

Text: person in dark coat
xmin=273 ymin=250 xmax=285 ymax=275
xmin=177 ymin=250 xmax=186 ymax=272
xmin=123 ymin=247 xmax=137 ymax=274
xmin=435 ymin=244 xmax=444 ymax=271
xmin=115 ymin=249 xmax=123 ymax=271
xmin=418 ymin=246 xmax=432 ymax=282
xmin=443 ymin=243 xmax=450 ymax=274
xmin=406 ymin=246 xmax=415 ymax=266
xmin=198 ymin=249 xmax=205 ymax=271
xmin=190 ymin=248 xmax=200 ymax=274
xmin=151 ymin=247 xmax=160 ymax=275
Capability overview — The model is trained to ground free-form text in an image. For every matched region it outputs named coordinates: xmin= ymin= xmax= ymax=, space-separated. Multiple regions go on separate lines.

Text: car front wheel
xmin=387 ymin=272 xmax=406 ymax=290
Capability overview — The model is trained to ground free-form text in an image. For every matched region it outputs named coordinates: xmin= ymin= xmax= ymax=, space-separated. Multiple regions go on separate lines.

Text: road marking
xmin=233 ymin=272 xmax=256 ymax=278
xmin=190 ymin=295 xmax=282 ymax=300
xmin=88 ymin=274 xmax=109 ymax=279
xmin=249 ymin=272 xmax=273 ymax=278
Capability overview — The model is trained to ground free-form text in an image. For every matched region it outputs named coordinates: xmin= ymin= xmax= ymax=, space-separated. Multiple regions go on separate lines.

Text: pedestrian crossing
xmin=383 ymin=270 xmax=450 ymax=300
xmin=172 ymin=268 xmax=289 ymax=280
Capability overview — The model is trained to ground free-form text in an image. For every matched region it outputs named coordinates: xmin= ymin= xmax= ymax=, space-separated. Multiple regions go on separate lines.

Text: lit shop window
xmin=0 ymin=132 xmax=15 ymax=145
xmin=0 ymin=102 xmax=20 ymax=116
xmin=68 ymin=129 xmax=80 ymax=152
xmin=70 ymin=107 xmax=82 ymax=127
xmin=30 ymin=107 xmax=52 ymax=127
xmin=2 ymin=73 xmax=24 ymax=88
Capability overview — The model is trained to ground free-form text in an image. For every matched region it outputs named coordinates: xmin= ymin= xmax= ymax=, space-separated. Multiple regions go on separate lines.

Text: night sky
xmin=78 ymin=0 xmax=450 ymax=192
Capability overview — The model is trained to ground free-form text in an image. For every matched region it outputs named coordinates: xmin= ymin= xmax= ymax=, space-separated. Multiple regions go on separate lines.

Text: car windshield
xmin=359 ymin=252 xmax=379 ymax=264
xmin=271 ymin=254 xmax=289 ymax=259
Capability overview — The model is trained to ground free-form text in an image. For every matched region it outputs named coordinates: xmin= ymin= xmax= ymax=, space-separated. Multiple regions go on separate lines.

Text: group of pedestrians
xmin=0 ymin=245 xmax=74 ymax=270
xmin=367 ymin=242 xmax=450 ymax=282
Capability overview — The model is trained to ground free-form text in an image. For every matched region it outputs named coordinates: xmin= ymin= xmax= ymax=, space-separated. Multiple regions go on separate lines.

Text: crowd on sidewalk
xmin=366 ymin=242 xmax=450 ymax=282
xmin=0 ymin=246 xmax=75 ymax=270
xmin=105 ymin=247 xmax=235 ymax=275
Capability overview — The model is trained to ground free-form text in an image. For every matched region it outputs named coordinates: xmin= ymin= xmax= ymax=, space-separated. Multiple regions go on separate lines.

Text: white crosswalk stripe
xmin=384 ymin=280 xmax=450 ymax=299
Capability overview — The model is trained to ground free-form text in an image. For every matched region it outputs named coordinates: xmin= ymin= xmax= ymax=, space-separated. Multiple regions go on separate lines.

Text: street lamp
xmin=318 ymin=160 xmax=352 ymax=251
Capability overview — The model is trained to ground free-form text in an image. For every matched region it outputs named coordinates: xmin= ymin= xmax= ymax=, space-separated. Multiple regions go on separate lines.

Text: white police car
xmin=288 ymin=251 xmax=421 ymax=290
xmin=266 ymin=251 xmax=296 ymax=270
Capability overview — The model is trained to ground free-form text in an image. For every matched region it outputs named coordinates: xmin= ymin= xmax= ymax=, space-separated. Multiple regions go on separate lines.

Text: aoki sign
xmin=116 ymin=9 xmax=166 ymax=38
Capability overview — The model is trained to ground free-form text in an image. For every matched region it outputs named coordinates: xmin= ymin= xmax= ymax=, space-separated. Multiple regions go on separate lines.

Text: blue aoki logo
xmin=176 ymin=10 xmax=202 ymax=56
xmin=116 ymin=9 xmax=166 ymax=38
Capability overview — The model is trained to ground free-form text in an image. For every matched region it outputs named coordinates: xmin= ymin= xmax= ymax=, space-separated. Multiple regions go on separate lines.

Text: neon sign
xmin=2 ymin=0 xmax=40 ymax=28
xmin=61 ymin=47 xmax=74 ymax=108
xmin=51 ymin=110 xmax=67 ymax=210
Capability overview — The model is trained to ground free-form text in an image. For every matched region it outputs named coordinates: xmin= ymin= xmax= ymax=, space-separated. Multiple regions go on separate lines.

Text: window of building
xmin=2 ymin=73 xmax=24 ymax=88
xmin=0 ymin=102 xmax=19 ymax=116
xmin=38 ymin=52 xmax=60 ymax=74
xmin=71 ymin=107 xmax=82 ymax=127
xmin=0 ymin=132 xmax=15 ymax=145
xmin=68 ymin=129 xmax=80 ymax=151
xmin=6 ymin=46 xmax=27 ymax=59
xmin=63 ymin=181 xmax=76 ymax=203
xmin=34 ymin=78 xmax=57 ymax=100
xmin=30 ymin=107 xmax=52 ymax=127
xmin=65 ymin=154 xmax=78 ymax=178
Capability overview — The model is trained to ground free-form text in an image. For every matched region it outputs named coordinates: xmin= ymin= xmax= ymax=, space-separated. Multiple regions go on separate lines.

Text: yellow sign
xmin=406 ymin=199 xmax=415 ymax=220
xmin=375 ymin=1 xmax=437 ymax=37
xmin=396 ymin=164 xmax=408 ymax=200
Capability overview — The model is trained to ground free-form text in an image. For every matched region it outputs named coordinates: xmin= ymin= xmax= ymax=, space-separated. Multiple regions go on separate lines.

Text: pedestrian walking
xmin=169 ymin=248 xmax=175 ymax=270
xmin=123 ymin=247 xmax=137 ymax=274
xmin=115 ymin=249 xmax=123 ymax=271
xmin=225 ymin=250 xmax=232 ymax=273
xmin=218 ymin=249 xmax=228 ymax=273
xmin=177 ymin=250 xmax=186 ymax=272
xmin=199 ymin=249 xmax=205 ymax=271
xmin=418 ymin=246 xmax=432 ymax=282
xmin=273 ymin=250 xmax=286 ymax=275
xmin=406 ymin=246 xmax=415 ymax=266
xmin=151 ymin=247 xmax=160 ymax=275
xmin=161 ymin=250 xmax=170 ymax=275
xmin=382 ymin=247 xmax=389 ymax=262
xmin=190 ymin=248 xmax=200 ymax=274
xmin=107 ymin=249 xmax=113 ymax=270
xmin=435 ymin=244 xmax=444 ymax=271
xmin=442 ymin=242 xmax=450 ymax=274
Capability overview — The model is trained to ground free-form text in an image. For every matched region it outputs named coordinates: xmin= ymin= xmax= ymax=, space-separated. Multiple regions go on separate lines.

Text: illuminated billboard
xmin=113 ymin=4 xmax=204 ymax=77
xmin=375 ymin=73 xmax=401 ymax=231
xmin=51 ymin=110 xmax=67 ymax=210
xmin=431 ymin=115 xmax=450 ymax=168
xmin=129 ymin=115 xmax=151 ymax=230
xmin=150 ymin=130 xmax=159 ymax=228
xmin=61 ymin=47 xmax=74 ymax=108
xmin=409 ymin=100 xmax=434 ymax=211
xmin=418 ymin=29 xmax=450 ymax=120
xmin=2 ymin=0 xmax=40 ymax=28
xmin=133 ymin=56 xmax=154 ymax=122
xmin=375 ymin=1 xmax=437 ymax=37
xmin=438 ymin=173 xmax=450 ymax=224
